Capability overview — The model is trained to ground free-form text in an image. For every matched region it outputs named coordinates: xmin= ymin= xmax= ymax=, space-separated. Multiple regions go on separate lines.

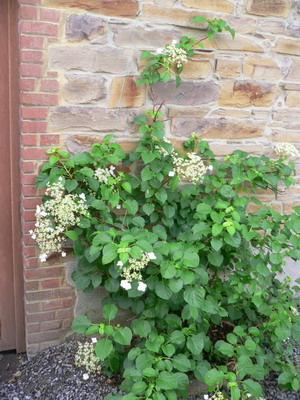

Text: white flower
xmin=61 ymin=251 xmax=67 ymax=257
xmin=207 ymin=165 xmax=213 ymax=171
xmin=31 ymin=234 xmax=37 ymax=240
xmin=79 ymin=193 xmax=86 ymax=200
xmin=82 ymin=373 xmax=89 ymax=380
xmin=29 ymin=230 xmax=33 ymax=235
xmin=274 ymin=142 xmax=299 ymax=158
xmin=204 ymin=395 xmax=210 ymax=400
xmin=35 ymin=222 xmax=39 ymax=227
xmin=39 ymin=253 xmax=47 ymax=263
xmin=120 ymin=280 xmax=132 ymax=290
xmin=156 ymin=47 xmax=164 ymax=55
xmin=147 ymin=252 xmax=156 ymax=260
xmin=58 ymin=177 xmax=63 ymax=181
xmin=137 ymin=282 xmax=147 ymax=292
xmin=40 ymin=211 xmax=47 ymax=217
xmin=36 ymin=205 xmax=41 ymax=214
xmin=117 ymin=261 xmax=124 ymax=267
xmin=172 ymin=39 xmax=177 ymax=45
xmin=91 ymin=337 xmax=97 ymax=344
xmin=116 ymin=205 xmax=121 ymax=209
xmin=168 ymin=171 xmax=175 ymax=177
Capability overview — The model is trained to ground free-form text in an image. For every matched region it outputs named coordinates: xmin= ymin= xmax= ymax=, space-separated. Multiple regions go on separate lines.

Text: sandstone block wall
xmin=20 ymin=0 xmax=300 ymax=355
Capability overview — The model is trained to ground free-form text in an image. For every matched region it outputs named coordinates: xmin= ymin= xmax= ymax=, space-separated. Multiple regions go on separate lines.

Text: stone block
xmin=273 ymin=38 xmax=300 ymax=56
xmin=257 ymin=20 xmax=286 ymax=35
xmin=171 ymin=118 xmax=264 ymax=139
xmin=112 ymin=26 xmax=181 ymax=48
xmin=270 ymin=129 xmax=300 ymax=142
xmin=246 ymin=0 xmax=291 ymax=18
xmin=152 ymin=80 xmax=219 ymax=106
xmin=182 ymin=0 xmax=234 ymax=13
xmin=286 ymin=59 xmax=300 ymax=82
xmin=168 ymin=106 xmax=209 ymax=118
xmin=181 ymin=60 xmax=212 ymax=79
xmin=49 ymin=46 xmax=136 ymax=75
xmin=272 ymin=110 xmax=300 ymax=129
xmin=224 ymin=16 xmax=257 ymax=34
xmin=210 ymin=108 xmax=251 ymax=119
xmin=210 ymin=143 xmax=264 ymax=156
xmin=108 ymin=76 xmax=146 ymax=108
xmin=201 ymin=34 xmax=264 ymax=53
xmin=140 ymin=4 xmax=212 ymax=28
xmin=243 ymin=57 xmax=281 ymax=81
xmin=216 ymin=58 xmax=241 ymax=78
xmin=65 ymin=14 xmax=106 ymax=42
xmin=283 ymin=83 xmax=300 ymax=91
xmin=50 ymin=107 xmax=128 ymax=132
xmin=42 ymin=0 xmax=139 ymax=18
xmin=219 ymin=81 xmax=278 ymax=108
xmin=286 ymin=92 xmax=300 ymax=108
xmin=63 ymin=74 xmax=107 ymax=104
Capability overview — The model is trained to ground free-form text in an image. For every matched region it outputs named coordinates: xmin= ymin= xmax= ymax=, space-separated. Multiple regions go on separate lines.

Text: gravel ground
xmin=0 ymin=338 xmax=299 ymax=400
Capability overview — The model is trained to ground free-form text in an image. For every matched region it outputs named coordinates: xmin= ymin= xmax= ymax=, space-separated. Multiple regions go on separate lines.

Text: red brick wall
xmin=19 ymin=0 xmax=75 ymax=355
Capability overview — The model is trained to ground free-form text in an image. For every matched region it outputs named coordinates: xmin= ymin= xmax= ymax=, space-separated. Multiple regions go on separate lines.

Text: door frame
xmin=8 ymin=0 xmax=25 ymax=353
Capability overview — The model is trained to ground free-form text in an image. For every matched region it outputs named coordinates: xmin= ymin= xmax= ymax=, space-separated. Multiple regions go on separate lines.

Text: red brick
xmin=61 ymin=298 xmax=74 ymax=307
xmin=22 ymin=121 xmax=47 ymax=133
xmin=22 ymin=174 xmax=36 ymax=185
xmin=21 ymin=35 xmax=44 ymax=49
xmin=21 ymin=93 xmax=58 ymax=106
xmin=26 ymin=303 xmax=41 ymax=313
xmin=40 ymin=8 xmax=60 ymax=22
xmin=40 ymin=79 xmax=59 ymax=92
xmin=21 ymin=50 xmax=43 ymax=63
xmin=23 ymin=197 xmax=41 ymax=209
xmin=41 ymin=279 xmax=61 ymax=289
xmin=21 ymin=78 xmax=35 ymax=91
xmin=24 ymin=246 xmax=37 ymax=257
xmin=62 ymin=318 xmax=73 ymax=329
xmin=26 ymin=287 xmax=73 ymax=301
xmin=23 ymin=186 xmax=38 ymax=197
xmin=41 ymin=320 xmax=62 ymax=331
xmin=25 ymin=281 xmax=40 ymax=291
xmin=40 ymin=134 xmax=59 ymax=146
xmin=27 ymin=323 xmax=40 ymax=333
xmin=21 ymin=21 xmax=58 ymax=36
xmin=24 ymin=257 xmax=39 ymax=268
xmin=56 ymin=308 xmax=74 ymax=319
xmin=22 ymin=162 xmax=35 ymax=173
xmin=22 ymin=147 xmax=47 ymax=160
xmin=24 ymin=234 xmax=37 ymax=245
xmin=47 ymin=71 xmax=58 ymax=78
xmin=20 ymin=6 xmax=38 ymax=20
xmin=21 ymin=107 xmax=48 ymax=119
xmin=26 ymin=311 xmax=55 ymax=323
xmin=22 ymin=134 xmax=37 ymax=146
xmin=42 ymin=299 xmax=63 ymax=310
xmin=27 ymin=330 xmax=61 ymax=344
xmin=20 ymin=64 xmax=42 ymax=77
xmin=25 ymin=266 xmax=64 ymax=280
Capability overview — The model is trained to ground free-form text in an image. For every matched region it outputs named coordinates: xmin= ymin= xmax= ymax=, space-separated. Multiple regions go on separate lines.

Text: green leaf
xmin=156 ymin=372 xmax=178 ymax=390
xmin=204 ymin=369 xmax=224 ymax=386
xmin=103 ymin=304 xmax=118 ymax=321
xmin=143 ymin=367 xmax=157 ymax=377
xmin=132 ymin=320 xmax=152 ymax=338
xmin=184 ymin=286 xmax=205 ymax=308
xmin=211 ymin=238 xmax=223 ymax=251
xmin=208 ymin=252 xmax=223 ymax=267
xmin=197 ymin=203 xmax=212 ymax=214
xmin=155 ymin=189 xmax=168 ymax=204
xmin=278 ymin=371 xmax=293 ymax=385
xmin=123 ymin=199 xmax=139 ymax=214
xmin=216 ymin=340 xmax=235 ymax=357
xmin=242 ymin=380 xmax=262 ymax=398
xmin=212 ymin=224 xmax=223 ymax=236
xmin=183 ymin=249 xmax=199 ymax=268
xmin=155 ymin=281 xmax=173 ymax=300
xmin=162 ymin=344 xmax=176 ymax=357
xmin=114 ymin=327 xmax=132 ymax=346
xmin=134 ymin=114 xmax=148 ymax=124
xmin=65 ymin=179 xmax=78 ymax=192
xmin=131 ymin=381 xmax=147 ymax=394
xmin=187 ymin=334 xmax=204 ymax=355
xmin=143 ymin=203 xmax=155 ymax=216
xmin=95 ymin=338 xmax=113 ymax=361
xmin=172 ymin=354 xmax=191 ymax=372
xmin=102 ymin=243 xmax=118 ymax=264
xmin=36 ymin=173 xmax=50 ymax=189
xmin=122 ymin=182 xmax=132 ymax=193
xmin=71 ymin=315 xmax=91 ymax=333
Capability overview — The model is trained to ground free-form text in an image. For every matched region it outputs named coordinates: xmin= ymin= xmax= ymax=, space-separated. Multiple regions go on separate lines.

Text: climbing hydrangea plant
xmin=32 ymin=16 xmax=300 ymax=400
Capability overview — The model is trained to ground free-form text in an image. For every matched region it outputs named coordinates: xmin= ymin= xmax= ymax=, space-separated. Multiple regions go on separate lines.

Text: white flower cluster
xmin=118 ymin=252 xmax=156 ymax=292
xmin=290 ymin=306 xmax=298 ymax=316
xmin=30 ymin=178 xmax=89 ymax=263
xmin=75 ymin=339 xmax=101 ymax=375
xmin=203 ymin=391 xmax=224 ymax=400
xmin=94 ymin=165 xmax=116 ymax=185
xmin=172 ymin=152 xmax=209 ymax=184
xmin=157 ymin=40 xmax=188 ymax=68
xmin=274 ymin=142 xmax=299 ymax=158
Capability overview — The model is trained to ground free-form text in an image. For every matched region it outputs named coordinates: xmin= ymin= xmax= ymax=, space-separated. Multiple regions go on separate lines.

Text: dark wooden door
xmin=0 ymin=0 xmax=25 ymax=352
